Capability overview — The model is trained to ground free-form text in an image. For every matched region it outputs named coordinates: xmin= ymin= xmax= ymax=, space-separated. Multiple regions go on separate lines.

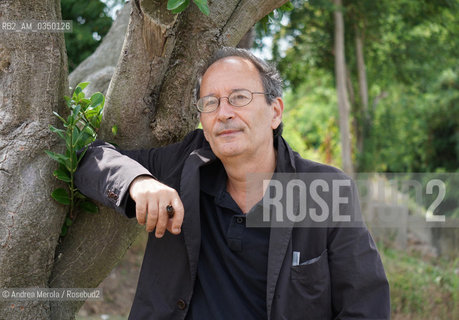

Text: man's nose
xmin=216 ymin=97 xmax=235 ymax=121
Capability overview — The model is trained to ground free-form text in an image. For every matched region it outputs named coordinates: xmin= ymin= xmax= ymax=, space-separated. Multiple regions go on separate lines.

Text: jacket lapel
xmin=266 ymin=137 xmax=297 ymax=319
xmin=266 ymin=221 xmax=294 ymax=319
xmin=179 ymin=146 xmax=215 ymax=283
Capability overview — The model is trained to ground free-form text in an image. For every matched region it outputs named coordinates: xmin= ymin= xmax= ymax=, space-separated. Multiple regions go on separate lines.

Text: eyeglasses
xmin=196 ymin=89 xmax=272 ymax=113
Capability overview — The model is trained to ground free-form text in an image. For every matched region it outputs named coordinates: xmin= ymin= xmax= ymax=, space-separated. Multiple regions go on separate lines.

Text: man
xmin=75 ymin=47 xmax=390 ymax=319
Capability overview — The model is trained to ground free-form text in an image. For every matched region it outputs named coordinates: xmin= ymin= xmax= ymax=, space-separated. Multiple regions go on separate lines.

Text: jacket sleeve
xmin=74 ymin=129 xmax=205 ymax=217
xmin=328 ymin=180 xmax=391 ymax=319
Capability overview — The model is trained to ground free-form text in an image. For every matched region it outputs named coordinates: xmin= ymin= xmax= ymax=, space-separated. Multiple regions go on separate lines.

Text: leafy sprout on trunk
xmin=46 ymin=82 xmax=105 ymax=236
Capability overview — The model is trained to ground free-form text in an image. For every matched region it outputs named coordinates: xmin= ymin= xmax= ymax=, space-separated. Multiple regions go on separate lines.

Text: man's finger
xmin=136 ymin=201 xmax=147 ymax=225
xmin=169 ymin=197 xmax=184 ymax=235
xmin=145 ymin=202 xmax=159 ymax=233
xmin=155 ymin=201 xmax=169 ymax=238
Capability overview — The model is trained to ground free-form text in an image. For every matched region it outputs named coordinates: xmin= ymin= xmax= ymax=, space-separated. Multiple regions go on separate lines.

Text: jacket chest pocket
xmin=290 ymin=249 xmax=329 ymax=281
xmin=287 ymin=249 xmax=332 ymax=319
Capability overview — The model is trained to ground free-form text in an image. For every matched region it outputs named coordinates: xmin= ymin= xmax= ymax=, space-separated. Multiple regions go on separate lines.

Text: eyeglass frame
xmin=196 ymin=89 xmax=274 ymax=113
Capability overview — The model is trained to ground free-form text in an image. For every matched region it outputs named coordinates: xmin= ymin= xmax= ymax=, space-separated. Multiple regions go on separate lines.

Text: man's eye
xmin=231 ymin=94 xmax=250 ymax=103
xmin=203 ymin=99 xmax=218 ymax=108
xmin=234 ymin=95 xmax=248 ymax=99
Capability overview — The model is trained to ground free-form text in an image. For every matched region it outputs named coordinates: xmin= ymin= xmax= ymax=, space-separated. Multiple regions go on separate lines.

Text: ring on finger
xmin=166 ymin=204 xmax=175 ymax=218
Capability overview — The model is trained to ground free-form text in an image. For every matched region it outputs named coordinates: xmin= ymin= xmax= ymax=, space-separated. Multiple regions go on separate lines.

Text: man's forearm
xmin=74 ymin=140 xmax=152 ymax=216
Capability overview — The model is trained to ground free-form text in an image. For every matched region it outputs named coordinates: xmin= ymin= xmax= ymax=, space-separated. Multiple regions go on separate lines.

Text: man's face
xmin=199 ymin=56 xmax=283 ymax=162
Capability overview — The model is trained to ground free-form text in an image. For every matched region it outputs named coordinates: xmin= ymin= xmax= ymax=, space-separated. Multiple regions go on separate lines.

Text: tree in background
xmin=263 ymin=0 xmax=458 ymax=173
xmin=333 ymin=0 xmax=353 ymax=175
xmin=61 ymin=0 xmax=113 ymax=71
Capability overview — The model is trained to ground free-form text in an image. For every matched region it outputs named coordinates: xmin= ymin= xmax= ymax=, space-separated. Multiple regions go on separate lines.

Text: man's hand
xmin=129 ymin=176 xmax=184 ymax=238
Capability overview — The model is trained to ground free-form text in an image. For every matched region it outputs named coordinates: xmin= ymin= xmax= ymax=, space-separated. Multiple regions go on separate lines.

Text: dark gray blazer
xmin=75 ymin=129 xmax=390 ymax=320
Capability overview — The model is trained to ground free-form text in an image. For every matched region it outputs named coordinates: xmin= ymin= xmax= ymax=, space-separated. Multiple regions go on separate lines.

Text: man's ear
xmin=271 ymin=97 xmax=284 ymax=130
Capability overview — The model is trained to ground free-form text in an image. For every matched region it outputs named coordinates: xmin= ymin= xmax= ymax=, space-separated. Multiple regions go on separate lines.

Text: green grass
xmin=379 ymin=244 xmax=458 ymax=319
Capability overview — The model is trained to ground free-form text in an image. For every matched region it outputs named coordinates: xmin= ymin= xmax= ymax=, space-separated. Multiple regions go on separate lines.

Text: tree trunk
xmin=345 ymin=65 xmax=355 ymax=108
xmin=3 ymin=1 xmax=290 ymax=319
xmin=333 ymin=0 xmax=354 ymax=175
xmin=0 ymin=0 xmax=68 ymax=319
xmin=355 ymin=24 xmax=368 ymax=155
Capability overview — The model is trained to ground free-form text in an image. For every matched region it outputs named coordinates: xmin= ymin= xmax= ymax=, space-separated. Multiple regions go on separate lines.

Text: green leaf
xmin=85 ymin=105 xmax=103 ymax=130
xmin=77 ymin=91 xmax=85 ymax=101
xmin=76 ymin=82 xmax=89 ymax=90
xmin=79 ymin=98 xmax=90 ymax=110
xmin=72 ymin=104 xmax=81 ymax=119
xmin=67 ymin=113 xmax=74 ymax=126
xmin=49 ymin=125 xmax=66 ymax=141
xmin=71 ymin=126 xmax=81 ymax=147
xmin=74 ymin=82 xmax=89 ymax=96
xmin=260 ymin=15 xmax=269 ymax=33
xmin=45 ymin=150 xmax=70 ymax=166
xmin=60 ymin=224 xmax=68 ymax=237
xmin=276 ymin=10 xmax=284 ymax=22
xmin=64 ymin=95 xmax=72 ymax=107
xmin=65 ymin=217 xmax=73 ymax=227
xmin=90 ymin=116 xmax=101 ymax=131
xmin=80 ymin=127 xmax=96 ymax=146
xmin=53 ymin=167 xmax=71 ymax=183
xmin=74 ymin=191 xmax=86 ymax=199
xmin=79 ymin=200 xmax=99 ymax=214
xmin=83 ymin=136 xmax=95 ymax=147
xmin=84 ymin=108 xmax=100 ymax=119
xmin=83 ymin=124 xmax=96 ymax=136
xmin=280 ymin=1 xmax=294 ymax=12
xmin=193 ymin=0 xmax=209 ymax=16
xmin=74 ymin=124 xmax=93 ymax=150
xmin=167 ymin=0 xmax=187 ymax=10
xmin=51 ymin=188 xmax=70 ymax=205
xmin=77 ymin=147 xmax=88 ymax=164
xmin=89 ymin=92 xmax=104 ymax=110
xmin=112 ymin=125 xmax=118 ymax=136
xmin=168 ymin=0 xmax=190 ymax=13
xmin=53 ymin=111 xmax=67 ymax=124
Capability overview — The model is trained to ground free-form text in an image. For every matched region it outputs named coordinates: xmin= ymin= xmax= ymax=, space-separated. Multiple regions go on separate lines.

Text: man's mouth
xmin=217 ymin=129 xmax=241 ymax=136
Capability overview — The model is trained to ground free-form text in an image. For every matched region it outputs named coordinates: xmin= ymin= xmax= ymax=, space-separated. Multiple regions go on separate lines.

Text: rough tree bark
xmin=333 ymin=0 xmax=354 ymax=175
xmin=0 ymin=0 xmax=68 ymax=319
xmin=1 ymin=0 xmax=288 ymax=319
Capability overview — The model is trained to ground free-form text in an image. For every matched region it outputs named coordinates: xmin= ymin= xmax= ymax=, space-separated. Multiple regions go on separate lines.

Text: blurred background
xmin=66 ymin=0 xmax=458 ymax=319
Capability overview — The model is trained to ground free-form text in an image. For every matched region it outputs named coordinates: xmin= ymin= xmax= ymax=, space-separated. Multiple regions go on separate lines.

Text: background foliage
xmin=262 ymin=0 xmax=458 ymax=175
xmin=61 ymin=0 xmax=114 ymax=72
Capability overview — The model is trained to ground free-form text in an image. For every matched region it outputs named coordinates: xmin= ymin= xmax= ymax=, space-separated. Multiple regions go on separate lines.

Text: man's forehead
xmin=204 ymin=56 xmax=258 ymax=75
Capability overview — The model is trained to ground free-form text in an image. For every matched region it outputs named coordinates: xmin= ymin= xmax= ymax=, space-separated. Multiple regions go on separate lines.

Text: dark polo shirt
xmin=185 ymin=159 xmax=271 ymax=319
